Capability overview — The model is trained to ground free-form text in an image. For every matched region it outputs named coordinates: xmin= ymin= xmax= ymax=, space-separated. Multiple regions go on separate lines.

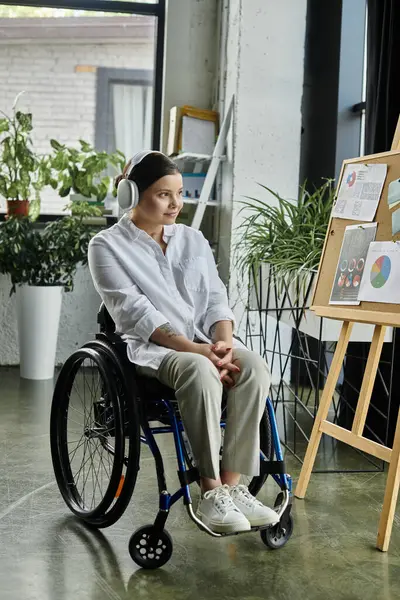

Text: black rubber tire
xmin=129 ymin=526 xmax=173 ymax=569
xmin=260 ymin=513 xmax=294 ymax=549
xmin=82 ymin=340 xmax=141 ymax=528
xmin=51 ymin=343 xmax=140 ymax=528
xmin=51 ymin=348 xmax=124 ymax=522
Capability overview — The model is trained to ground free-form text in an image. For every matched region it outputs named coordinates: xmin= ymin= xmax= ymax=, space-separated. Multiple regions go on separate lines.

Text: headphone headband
xmin=125 ymin=150 xmax=163 ymax=179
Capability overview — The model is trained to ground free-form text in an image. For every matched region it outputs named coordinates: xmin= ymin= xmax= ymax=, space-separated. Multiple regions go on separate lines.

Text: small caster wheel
xmin=261 ymin=514 xmax=293 ymax=550
xmin=129 ymin=525 xmax=173 ymax=569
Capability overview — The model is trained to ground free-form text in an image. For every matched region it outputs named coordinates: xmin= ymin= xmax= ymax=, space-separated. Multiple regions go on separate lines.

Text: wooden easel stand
xmin=295 ymin=120 xmax=400 ymax=552
xmin=295 ymin=321 xmax=400 ymax=551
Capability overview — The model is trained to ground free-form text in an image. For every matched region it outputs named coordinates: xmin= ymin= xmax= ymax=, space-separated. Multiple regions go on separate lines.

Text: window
xmin=335 ymin=0 xmax=367 ymax=179
xmin=0 ymin=1 xmax=165 ymax=215
xmin=96 ymin=68 xmax=154 ymax=158
xmin=0 ymin=0 xmax=159 ymax=13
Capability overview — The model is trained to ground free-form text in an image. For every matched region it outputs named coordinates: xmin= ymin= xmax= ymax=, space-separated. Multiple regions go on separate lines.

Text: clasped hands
xmin=195 ymin=341 xmax=240 ymax=388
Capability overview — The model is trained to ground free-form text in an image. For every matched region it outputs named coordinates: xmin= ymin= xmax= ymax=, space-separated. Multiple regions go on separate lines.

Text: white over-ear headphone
xmin=117 ymin=150 xmax=163 ymax=211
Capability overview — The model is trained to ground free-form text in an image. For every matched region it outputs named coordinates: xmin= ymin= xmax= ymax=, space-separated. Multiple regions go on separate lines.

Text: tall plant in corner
xmin=0 ymin=92 xmax=52 ymax=220
xmin=235 ymin=179 xmax=335 ymax=300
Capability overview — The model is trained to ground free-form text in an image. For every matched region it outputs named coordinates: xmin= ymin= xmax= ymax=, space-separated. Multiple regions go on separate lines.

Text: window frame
xmin=0 ymin=0 xmax=165 ymax=150
xmin=0 ymin=0 xmax=165 ymax=220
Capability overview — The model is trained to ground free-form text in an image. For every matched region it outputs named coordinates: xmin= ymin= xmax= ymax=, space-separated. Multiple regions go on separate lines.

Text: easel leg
xmin=295 ymin=321 xmax=353 ymax=499
xmin=352 ymin=325 xmax=386 ymax=436
xmin=377 ymin=408 xmax=400 ymax=551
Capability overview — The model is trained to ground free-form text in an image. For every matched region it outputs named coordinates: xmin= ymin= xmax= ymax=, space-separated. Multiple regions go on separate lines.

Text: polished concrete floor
xmin=1 ymin=367 xmax=400 ymax=600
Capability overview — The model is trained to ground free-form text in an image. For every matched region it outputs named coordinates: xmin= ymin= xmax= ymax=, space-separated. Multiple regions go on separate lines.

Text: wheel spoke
xmin=89 ymin=437 xmax=108 ymax=509
xmin=88 ymin=439 xmax=103 ymax=508
xmin=81 ymin=444 xmax=95 ymax=508
xmin=64 ymin=358 xmax=119 ymax=512
xmin=72 ymin=377 xmax=86 ymax=413
xmin=73 ymin=440 xmax=92 ymax=484
xmin=69 ymin=404 xmax=86 ymax=419
xmin=91 ymin=438 xmax=112 ymax=479
xmin=68 ymin=435 xmax=86 ymax=461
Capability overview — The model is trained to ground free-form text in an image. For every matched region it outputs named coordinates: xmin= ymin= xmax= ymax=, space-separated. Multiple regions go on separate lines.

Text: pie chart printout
xmin=370 ymin=255 xmax=391 ymax=289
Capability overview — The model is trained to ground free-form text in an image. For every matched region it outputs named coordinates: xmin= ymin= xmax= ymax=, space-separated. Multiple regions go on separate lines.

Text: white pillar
xmin=162 ymin=0 xmax=219 ymax=150
xmin=220 ymin=0 xmax=307 ymax=380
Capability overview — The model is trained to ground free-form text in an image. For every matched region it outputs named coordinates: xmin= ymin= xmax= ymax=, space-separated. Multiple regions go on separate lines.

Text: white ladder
xmin=188 ymin=95 xmax=234 ymax=230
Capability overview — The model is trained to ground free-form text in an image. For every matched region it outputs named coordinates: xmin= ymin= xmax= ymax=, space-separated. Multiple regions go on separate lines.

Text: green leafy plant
xmin=0 ymin=93 xmax=53 ymax=219
xmin=50 ymin=139 xmax=125 ymax=202
xmin=0 ymin=202 xmax=102 ymax=294
xmin=235 ymin=179 xmax=335 ymax=291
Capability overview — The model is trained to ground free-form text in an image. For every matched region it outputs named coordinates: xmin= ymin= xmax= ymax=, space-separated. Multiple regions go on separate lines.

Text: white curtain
xmin=112 ymin=83 xmax=153 ymax=158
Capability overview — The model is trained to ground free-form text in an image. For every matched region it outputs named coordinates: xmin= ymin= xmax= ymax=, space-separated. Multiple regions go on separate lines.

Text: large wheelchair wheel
xmin=50 ymin=341 xmax=140 ymax=528
xmin=183 ymin=406 xmax=272 ymax=496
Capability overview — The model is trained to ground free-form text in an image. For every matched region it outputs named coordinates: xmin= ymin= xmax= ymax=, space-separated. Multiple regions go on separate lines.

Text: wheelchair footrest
xmin=216 ymin=524 xmax=274 ymax=538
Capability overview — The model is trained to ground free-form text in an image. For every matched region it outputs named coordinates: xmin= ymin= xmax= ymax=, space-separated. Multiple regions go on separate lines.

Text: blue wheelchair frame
xmin=140 ymin=394 xmax=292 ymax=538
xmin=95 ymin=304 xmax=292 ymax=540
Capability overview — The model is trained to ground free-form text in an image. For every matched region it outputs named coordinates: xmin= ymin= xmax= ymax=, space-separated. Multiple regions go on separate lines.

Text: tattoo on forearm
xmin=157 ymin=322 xmax=180 ymax=339
xmin=152 ymin=322 xmax=183 ymax=347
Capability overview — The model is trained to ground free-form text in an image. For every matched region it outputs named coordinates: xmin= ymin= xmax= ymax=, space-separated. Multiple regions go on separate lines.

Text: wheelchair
xmin=50 ymin=304 xmax=293 ymax=569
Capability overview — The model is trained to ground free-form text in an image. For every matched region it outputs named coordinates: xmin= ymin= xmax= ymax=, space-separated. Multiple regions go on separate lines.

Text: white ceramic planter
xmin=16 ymin=285 xmax=63 ymax=380
xmin=249 ymin=263 xmax=393 ymax=343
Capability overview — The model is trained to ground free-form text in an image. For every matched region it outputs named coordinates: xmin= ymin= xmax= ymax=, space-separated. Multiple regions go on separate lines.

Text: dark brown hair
xmin=115 ymin=152 xmax=179 ymax=195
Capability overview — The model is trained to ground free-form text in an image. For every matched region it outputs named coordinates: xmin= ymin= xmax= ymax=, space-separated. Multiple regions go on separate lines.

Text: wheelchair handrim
xmin=50 ymin=348 xmax=125 ymax=520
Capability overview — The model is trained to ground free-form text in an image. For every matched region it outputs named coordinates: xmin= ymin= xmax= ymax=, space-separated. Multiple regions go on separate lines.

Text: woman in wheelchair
xmin=87 ymin=151 xmax=279 ymax=535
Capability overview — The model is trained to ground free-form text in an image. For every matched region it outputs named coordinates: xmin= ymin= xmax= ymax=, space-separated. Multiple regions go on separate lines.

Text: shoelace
xmin=204 ymin=484 xmax=237 ymax=510
xmin=231 ymin=484 xmax=263 ymax=507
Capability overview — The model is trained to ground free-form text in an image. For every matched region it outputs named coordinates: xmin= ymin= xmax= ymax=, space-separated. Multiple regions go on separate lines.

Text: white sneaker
xmin=230 ymin=485 xmax=279 ymax=527
xmin=196 ymin=485 xmax=251 ymax=534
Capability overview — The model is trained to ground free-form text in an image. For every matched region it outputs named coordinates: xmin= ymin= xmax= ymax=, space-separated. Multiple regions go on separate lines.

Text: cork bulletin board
xmin=311 ymin=149 xmax=400 ymax=327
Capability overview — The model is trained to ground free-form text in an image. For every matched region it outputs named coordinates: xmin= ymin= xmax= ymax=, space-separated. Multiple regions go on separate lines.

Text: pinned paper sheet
xmin=388 ymin=178 xmax=400 ymax=211
xmin=332 ymin=163 xmax=387 ymax=221
xmin=358 ymin=241 xmax=400 ymax=304
xmin=329 ymin=223 xmax=377 ymax=305
xmin=392 ymin=207 xmax=400 ymax=237
xmin=388 ymin=179 xmax=400 ymax=238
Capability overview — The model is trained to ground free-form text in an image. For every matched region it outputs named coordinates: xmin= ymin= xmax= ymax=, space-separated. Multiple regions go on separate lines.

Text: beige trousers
xmin=137 ymin=348 xmax=271 ymax=480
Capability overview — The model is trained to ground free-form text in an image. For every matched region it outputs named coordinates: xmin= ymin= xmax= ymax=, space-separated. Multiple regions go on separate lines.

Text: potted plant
xmin=235 ymin=180 xmax=386 ymax=343
xmin=235 ymin=180 xmax=340 ymax=339
xmin=50 ymin=139 xmax=125 ymax=207
xmin=0 ymin=93 xmax=53 ymax=220
xmin=0 ymin=201 xmax=102 ymax=380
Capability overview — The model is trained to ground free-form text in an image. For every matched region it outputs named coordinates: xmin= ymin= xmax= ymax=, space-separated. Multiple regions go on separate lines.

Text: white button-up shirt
xmin=88 ymin=213 xmax=243 ymax=369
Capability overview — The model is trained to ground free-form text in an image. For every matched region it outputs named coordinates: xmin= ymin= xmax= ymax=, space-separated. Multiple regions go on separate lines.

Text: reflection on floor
xmin=0 ymin=367 xmax=400 ymax=600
